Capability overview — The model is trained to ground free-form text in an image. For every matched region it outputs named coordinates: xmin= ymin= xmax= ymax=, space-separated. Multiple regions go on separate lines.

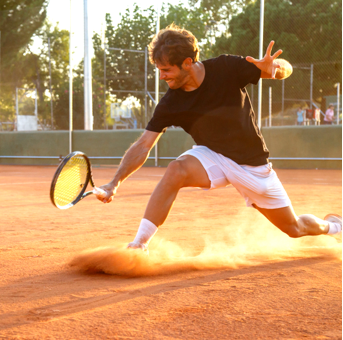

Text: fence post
xmin=257 ymin=0 xmax=264 ymax=128
xmin=310 ymin=64 xmax=313 ymax=110
xmin=84 ymin=0 xmax=93 ymax=131
xmin=15 ymin=87 xmax=18 ymax=131
xmin=154 ymin=9 xmax=160 ymax=166
xmin=269 ymin=87 xmax=272 ymax=127
xmin=34 ymin=89 xmax=38 ymax=118
xmin=337 ymin=83 xmax=340 ymax=125
xmin=281 ymin=79 xmax=284 ymax=116
xmin=69 ymin=0 xmax=73 ymax=153
xmin=145 ymin=47 xmax=148 ymax=127
xmin=48 ymin=37 xmax=53 ymax=129
xmin=103 ymin=45 xmax=107 ymax=129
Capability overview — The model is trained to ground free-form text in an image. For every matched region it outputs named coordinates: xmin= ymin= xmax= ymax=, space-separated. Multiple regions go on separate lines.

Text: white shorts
xmin=178 ymin=146 xmax=291 ymax=209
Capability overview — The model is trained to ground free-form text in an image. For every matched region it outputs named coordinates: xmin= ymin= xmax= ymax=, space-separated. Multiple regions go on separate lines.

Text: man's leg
xmin=144 ymin=155 xmax=211 ymax=226
xmin=252 ymin=204 xmax=333 ymax=238
xmin=128 ymin=155 xmax=211 ymax=250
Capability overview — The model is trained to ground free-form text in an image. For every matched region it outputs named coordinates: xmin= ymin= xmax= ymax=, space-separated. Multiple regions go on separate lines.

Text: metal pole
xmin=103 ymin=45 xmax=107 ymax=129
xmin=0 ymin=31 xmax=1 ymax=116
xmin=48 ymin=37 xmax=54 ymax=129
xmin=337 ymin=83 xmax=340 ymax=125
xmin=154 ymin=7 xmax=160 ymax=166
xmin=34 ymin=89 xmax=38 ymax=118
xmin=84 ymin=0 xmax=93 ymax=130
xmin=282 ymin=79 xmax=284 ymax=116
xmin=15 ymin=87 xmax=18 ymax=131
xmin=69 ymin=0 xmax=73 ymax=153
xmin=269 ymin=87 xmax=272 ymax=127
xmin=310 ymin=64 xmax=313 ymax=110
xmin=257 ymin=0 xmax=264 ymax=128
xmin=145 ymin=47 xmax=148 ymax=127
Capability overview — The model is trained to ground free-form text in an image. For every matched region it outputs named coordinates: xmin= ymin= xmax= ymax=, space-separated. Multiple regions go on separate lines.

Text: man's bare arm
xmin=96 ymin=130 xmax=163 ymax=203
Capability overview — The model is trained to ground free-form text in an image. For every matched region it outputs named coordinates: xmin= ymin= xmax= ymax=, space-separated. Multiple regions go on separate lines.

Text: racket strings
xmin=53 ymin=156 xmax=89 ymax=207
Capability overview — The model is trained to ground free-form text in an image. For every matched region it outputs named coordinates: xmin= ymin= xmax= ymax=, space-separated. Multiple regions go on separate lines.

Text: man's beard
xmin=168 ymin=68 xmax=188 ymax=89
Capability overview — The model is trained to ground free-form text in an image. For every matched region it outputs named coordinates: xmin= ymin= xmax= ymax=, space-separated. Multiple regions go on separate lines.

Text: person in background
xmin=314 ymin=108 xmax=321 ymax=125
xmin=296 ymin=107 xmax=304 ymax=126
xmin=323 ymin=104 xmax=335 ymax=125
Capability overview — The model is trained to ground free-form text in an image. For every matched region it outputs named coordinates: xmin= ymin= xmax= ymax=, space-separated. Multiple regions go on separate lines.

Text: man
xmin=96 ymin=25 xmax=342 ymax=251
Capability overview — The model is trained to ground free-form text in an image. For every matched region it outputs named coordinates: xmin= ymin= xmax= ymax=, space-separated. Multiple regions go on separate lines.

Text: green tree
xmin=212 ymin=0 xmax=342 ymax=115
xmin=92 ymin=7 xmax=154 ymax=129
xmin=15 ymin=22 xmax=71 ymax=128
xmin=188 ymin=0 xmax=253 ymax=28
xmin=53 ymin=64 xmax=84 ymax=130
xmin=92 ymin=3 xmax=212 ymax=128
xmin=0 ymin=0 xmax=48 ymax=122
xmin=160 ymin=3 xmax=212 ymax=59
xmin=54 ymin=52 xmax=106 ymax=130
xmin=41 ymin=23 xmax=72 ymax=129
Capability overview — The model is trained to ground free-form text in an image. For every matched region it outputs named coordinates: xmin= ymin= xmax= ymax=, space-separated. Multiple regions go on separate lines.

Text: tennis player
xmin=96 ymin=25 xmax=342 ymax=251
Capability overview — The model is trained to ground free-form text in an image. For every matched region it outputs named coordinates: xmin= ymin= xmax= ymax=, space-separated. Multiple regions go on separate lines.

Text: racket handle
xmin=93 ymin=187 xmax=107 ymax=198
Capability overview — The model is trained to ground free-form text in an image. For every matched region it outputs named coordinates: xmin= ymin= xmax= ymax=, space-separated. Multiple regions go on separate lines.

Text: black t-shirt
xmin=146 ymin=54 xmax=270 ymax=166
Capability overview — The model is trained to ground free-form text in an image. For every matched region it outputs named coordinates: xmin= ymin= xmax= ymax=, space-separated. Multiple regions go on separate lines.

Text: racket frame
xmin=50 ymin=151 xmax=95 ymax=209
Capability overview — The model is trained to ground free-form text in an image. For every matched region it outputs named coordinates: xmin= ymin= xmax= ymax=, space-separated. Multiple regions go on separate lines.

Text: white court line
xmin=0 ymin=181 xmax=50 ymax=185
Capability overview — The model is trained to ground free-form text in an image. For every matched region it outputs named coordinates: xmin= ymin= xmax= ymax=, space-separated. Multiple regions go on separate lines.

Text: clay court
xmin=0 ymin=165 xmax=341 ymax=339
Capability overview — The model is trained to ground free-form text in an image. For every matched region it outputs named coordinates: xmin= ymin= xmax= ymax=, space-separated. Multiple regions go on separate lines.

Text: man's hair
xmin=148 ymin=24 xmax=199 ymax=68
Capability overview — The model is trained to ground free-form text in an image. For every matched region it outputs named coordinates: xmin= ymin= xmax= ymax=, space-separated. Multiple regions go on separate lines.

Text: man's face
xmin=156 ymin=61 xmax=188 ymax=90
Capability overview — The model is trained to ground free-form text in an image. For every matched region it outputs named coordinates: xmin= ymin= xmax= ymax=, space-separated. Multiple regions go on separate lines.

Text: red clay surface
xmin=0 ymin=165 xmax=342 ymax=339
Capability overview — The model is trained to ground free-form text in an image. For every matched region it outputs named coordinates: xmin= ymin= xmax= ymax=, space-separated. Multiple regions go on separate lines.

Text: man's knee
xmin=164 ymin=159 xmax=189 ymax=187
xmin=163 ymin=156 xmax=211 ymax=189
xmin=283 ymin=222 xmax=302 ymax=238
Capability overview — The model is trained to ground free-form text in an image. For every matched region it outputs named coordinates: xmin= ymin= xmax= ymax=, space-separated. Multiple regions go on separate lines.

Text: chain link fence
xmin=0 ymin=1 xmax=341 ymax=131
xmin=251 ymin=61 xmax=342 ymax=127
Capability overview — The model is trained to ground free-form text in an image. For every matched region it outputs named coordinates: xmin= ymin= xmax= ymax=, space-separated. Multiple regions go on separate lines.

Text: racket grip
xmin=93 ymin=187 xmax=107 ymax=198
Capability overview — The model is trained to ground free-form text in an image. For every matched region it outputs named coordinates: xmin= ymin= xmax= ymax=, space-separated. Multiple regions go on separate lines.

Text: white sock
xmin=131 ymin=219 xmax=158 ymax=247
xmin=327 ymin=222 xmax=342 ymax=234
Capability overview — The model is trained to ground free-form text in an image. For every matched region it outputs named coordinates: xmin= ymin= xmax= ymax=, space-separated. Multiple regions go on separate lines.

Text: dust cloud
xmin=69 ymin=224 xmax=341 ymax=277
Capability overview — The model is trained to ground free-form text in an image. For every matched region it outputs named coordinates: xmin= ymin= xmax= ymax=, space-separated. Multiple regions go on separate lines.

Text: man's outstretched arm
xmin=95 ymin=130 xmax=163 ymax=203
xmin=246 ymin=40 xmax=293 ymax=80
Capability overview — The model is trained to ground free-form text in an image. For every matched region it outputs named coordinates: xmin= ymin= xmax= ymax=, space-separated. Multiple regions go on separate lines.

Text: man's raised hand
xmin=246 ymin=41 xmax=283 ymax=79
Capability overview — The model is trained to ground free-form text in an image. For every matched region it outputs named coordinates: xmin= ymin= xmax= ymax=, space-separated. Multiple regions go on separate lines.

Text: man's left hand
xmin=246 ymin=40 xmax=283 ymax=79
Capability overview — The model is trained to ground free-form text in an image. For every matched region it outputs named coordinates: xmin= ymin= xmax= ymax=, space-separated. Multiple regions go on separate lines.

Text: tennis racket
xmin=50 ymin=151 xmax=106 ymax=209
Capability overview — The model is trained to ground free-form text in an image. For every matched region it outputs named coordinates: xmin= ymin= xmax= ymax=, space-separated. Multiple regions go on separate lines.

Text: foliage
xmin=188 ymin=0 xmax=252 ymax=23
xmin=92 ymin=3 xmax=212 ymax=128
xmin=0 ymin=0 xmax=47 ymax=121
xmin=24 ymin=22 xmax=71 ymax=127
xmin=212 ymin=0 xmax=342 ymax=114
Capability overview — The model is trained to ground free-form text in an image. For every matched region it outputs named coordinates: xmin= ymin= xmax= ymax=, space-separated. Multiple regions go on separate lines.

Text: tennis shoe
xmin=324 ymin=214 xmax=342 ymax=242
xmin=127 ymin=242 xmax=149 ymax=255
